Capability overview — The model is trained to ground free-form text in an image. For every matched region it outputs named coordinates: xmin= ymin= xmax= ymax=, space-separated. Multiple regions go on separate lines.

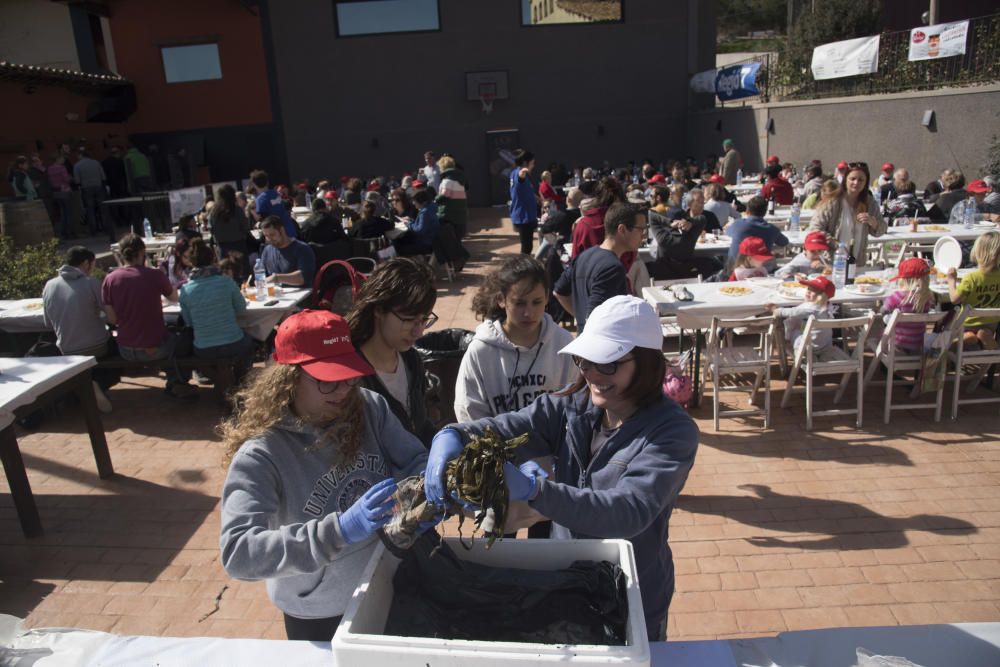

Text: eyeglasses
xmin=313 ymin=376 xmax=361 ymax=394
xmin=631 ymin=225 xmax=648 ymax=234
xmin=572 ymin=355 xmax=635 ymax=376
xmin=391 ymin=311 xmax=438 ymax=329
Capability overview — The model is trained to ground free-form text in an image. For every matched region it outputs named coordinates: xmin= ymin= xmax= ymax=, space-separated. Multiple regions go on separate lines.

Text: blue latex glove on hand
xmin=503 ymin=461 xmax=549 ymax=501
xmin=425 ymin=428 xmax=464 ymax=507
xmin=338 ymin=477 xmax=397 ymax=545
xmin=417 ymin=513 xmax=445 ymax=535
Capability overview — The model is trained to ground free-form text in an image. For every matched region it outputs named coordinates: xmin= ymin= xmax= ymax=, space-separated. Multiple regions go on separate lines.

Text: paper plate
xmin=845 ymin=285 xmax=885 ymax=297
xmin=932 ymin=236 xmax=962 ymax=272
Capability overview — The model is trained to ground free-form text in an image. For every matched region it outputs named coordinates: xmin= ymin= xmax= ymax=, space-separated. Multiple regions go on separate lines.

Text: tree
xmin=716 ymin=0 xmax=787 ymax=39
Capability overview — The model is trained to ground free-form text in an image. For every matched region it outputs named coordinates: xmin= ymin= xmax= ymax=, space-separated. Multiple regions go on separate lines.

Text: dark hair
xmin=897 ymin=180 xmax=916 ymax=195
xmin=596 ymin=176 xmax=626 ymax=209
xmin=806 ymin=163 xmax=823 ymax=179
xmin=471 ymin=255 xmax=548 ymax=321
xmin=747 ymin=196 xmax=768 ymax=217
xmin=218 ymin=256 xmax=239 ymax=278
xmin=347 ymin=258 xmax=437 ymax=345
xmin=312 ymin=197 xmax=327 ymax=212
xmin=65 ymin=245 xmax=95 ymax=267
xmin=604 ymin=202 xmax=640 ymax=236
xmin=765 ymin=164 xmax=782 ymax=179
xmin=251 ymin=170 xmax=269 ymax=189
xmin=347 ymin=177 xmax=363 ymax=194
xmin=179 ymin=213 xmax=196 ymax=229
xmin=651 ymin=186 xmax=670 ymax=205
xmin=513 ymin=149 xmax=535 ymax=167
xmin=260 ymin=215 xmax=285 ymax=232
xmin=214 ymin=184 xmax=237 ymax=220
xmin=167 ymin=238 xmax=192 ymax=279
xmin=361 ymin=200 xmax=376 ymax=218
xmin=190 ymin=237 xmax=215 ymax=268
xmin=118 ymin=233 xmax=145 ymax=263
xmin=559 ymin=346 xmax=666 ymax=411
xmin=412 ymin=189 xmax=431 ymax=206
xmin=642 ymin=164 xmax=657 ymax=180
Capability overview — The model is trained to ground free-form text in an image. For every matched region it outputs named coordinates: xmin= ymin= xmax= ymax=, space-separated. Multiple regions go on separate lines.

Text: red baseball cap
xmin=412 ymin=180 xmax=426 ymax=187
xmin=803 ymin=231 xmax=830 ymax=251
xmin=647 ymin=174 xmax=666 ymax=184
xmin=837 ymin=161 xmax=849 ymax=170
xmin=738 ymin=236 xmax=773 ymax=261
xmin=708 ymin=174 xmax=726 ymax=184
xmin=891 ymin=257 xmax=931 ymax=281
xmin=273 ymin=310 xmax=374 ymax=382
xmin=323 ymin=190 xmax=338 ymax=201
xmin=967 ymin=178 xmax=989 ymax=194
xmin=767 ymin=155 xmax=780 ymax=164
xmin=799 ymin=275 xmax=835 ymax=298
xmin=881 ymin=162 xmax=894 ymax=172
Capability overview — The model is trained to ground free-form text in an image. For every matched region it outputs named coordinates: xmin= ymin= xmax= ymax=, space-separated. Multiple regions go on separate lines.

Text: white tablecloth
xmin=0 ymin=356 xmax=95 ymax=430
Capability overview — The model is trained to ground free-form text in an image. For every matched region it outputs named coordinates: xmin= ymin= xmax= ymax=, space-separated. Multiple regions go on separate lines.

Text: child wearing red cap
xmin=776 ymin=231 xmax=831 ymax=279
xmin=766 ymin=276 xmax=835 ymax=354
xmin=218 ymin=310 xmax=433 ymax=641
xmin=730 ymin=236 xmax=773 ymax=281
xmin=883 ymin=258 xmax=935 ymax=353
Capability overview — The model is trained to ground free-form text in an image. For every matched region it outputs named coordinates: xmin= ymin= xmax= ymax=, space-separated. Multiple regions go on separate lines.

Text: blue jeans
xmin=194 ymin=333 xmax=255 ymax=383
xmin=119 ymin=332 xmax=192 ymax=385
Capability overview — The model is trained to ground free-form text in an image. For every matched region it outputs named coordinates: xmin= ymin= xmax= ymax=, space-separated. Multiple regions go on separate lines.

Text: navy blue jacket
xmin=727 ymin=216 xmax=789 ymax=258
xmin=451 ymin=391 xmax=698 ymax=638
xmin=509 ymin=169 xmax=539 ymax=226
xmin=409 ymin=204 xmax=440 ymax=247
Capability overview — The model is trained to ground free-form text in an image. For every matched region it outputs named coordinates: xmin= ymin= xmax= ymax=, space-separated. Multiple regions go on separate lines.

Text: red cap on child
xmin=803 ymin=231 xmax=830 ymax=251
xmin=739 ymin=236 xmax=774 ymax=262
xmin=890 ymin=257 xmax=931 ymax=281
xmin=799 ymin=275 xmax=836 ymax=298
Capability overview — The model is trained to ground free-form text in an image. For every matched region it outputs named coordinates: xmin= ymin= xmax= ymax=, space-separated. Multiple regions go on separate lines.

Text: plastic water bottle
xmin=253 ymin=258 xmax=267 ymax=300
xmin=142 ymin=217 xmax=153 ymax=240
xmin=832 ymin=243 xmax=848 ymax=290
xmin=736 ymin=168 xmax=743 ymax=186
xmin=963 ymin=196 xmax=976 ymax=229
xmin=872 ymin=187 xmax=882 ymax=215
xmin=789 ymin=202 xmax=801 ymax=232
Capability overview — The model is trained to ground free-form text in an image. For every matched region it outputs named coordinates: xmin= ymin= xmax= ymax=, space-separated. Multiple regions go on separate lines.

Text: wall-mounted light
xmin=921 ymin=109 xmax=935 ymax=128
xmin=765 ymin=117 xmax=775 ymax=133
xmin=715 ymin=120 xmax=722 ymax=132
xmin=371 ymin=137 xmax=379 ymax=149
xmin=596 ymin=124 xmax=605 ymax=137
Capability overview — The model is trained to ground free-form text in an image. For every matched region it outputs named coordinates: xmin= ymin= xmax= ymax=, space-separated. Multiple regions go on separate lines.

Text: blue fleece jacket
xmin=727 ymin=216 xmax=789 ymax=258
xmin=450 ymin=391 xmax=698 ymax=639
xmin=409 ymin=204 xmax=440 ymax=247
xmin=509 ymin=169 xmax=539 ymax=226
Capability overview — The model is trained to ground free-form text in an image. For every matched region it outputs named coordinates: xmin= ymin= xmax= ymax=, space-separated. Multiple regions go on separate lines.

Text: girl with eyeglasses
xmin=347 ymin=258 xmax=439 ymax=445
xmin=424 ymin=295 xmax=698 ymax=641
xmin=219 ymin=310 xmax=433 ymax=642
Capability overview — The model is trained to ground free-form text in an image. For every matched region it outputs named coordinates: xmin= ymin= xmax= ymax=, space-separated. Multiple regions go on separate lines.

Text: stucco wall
xmin=687 ymin=85 xmax=1000 ymax=186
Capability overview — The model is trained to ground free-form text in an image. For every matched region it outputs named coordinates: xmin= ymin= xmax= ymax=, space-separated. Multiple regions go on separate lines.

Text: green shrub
xmin=0 ymin=236 xmax=63 ymax=299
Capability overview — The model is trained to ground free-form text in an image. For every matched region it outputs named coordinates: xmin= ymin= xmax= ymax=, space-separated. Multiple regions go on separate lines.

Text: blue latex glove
xmin=338 ymin=477 xmax=397 ymax=545
xmin=425 ymin=428 xmax=464 ymax=507
xmin=503 ymin=461 xmax=549 ymax=501
xmin=417 ymin=513 xmax=445 ymax=535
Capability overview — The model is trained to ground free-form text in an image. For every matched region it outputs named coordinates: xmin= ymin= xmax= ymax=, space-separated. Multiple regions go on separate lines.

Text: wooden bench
xmin=96 ymin=355 xmax=239 ymax=406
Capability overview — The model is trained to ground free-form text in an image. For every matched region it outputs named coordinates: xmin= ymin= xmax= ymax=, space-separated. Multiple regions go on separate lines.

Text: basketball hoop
xmin=480 ymin=92 xmax=495 ymax=114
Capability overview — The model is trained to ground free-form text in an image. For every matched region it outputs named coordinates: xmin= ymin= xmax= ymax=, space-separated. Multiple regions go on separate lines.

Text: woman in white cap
xmin=218 ymin=309 xmax=433 ymax=641
xmin=424 ymin=295 xmax=698 ymax=641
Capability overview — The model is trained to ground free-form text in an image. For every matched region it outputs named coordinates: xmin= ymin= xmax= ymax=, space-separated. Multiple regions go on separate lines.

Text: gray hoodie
xmin=41 ymin=265 xmax=109 ymax=355
xmin=219 ymin=389 xmax=427 ymax=619
xmin=454 ymin=314 xmax=576 ymax=422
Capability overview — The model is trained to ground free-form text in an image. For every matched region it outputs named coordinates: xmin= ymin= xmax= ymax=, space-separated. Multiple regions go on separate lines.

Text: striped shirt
xmin=882 ymin=290 xmax=932 ymax=351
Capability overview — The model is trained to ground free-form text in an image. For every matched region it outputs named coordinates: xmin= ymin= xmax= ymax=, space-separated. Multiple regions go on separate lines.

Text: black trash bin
xmin=415 ymin=328 xmax=474 ymax=427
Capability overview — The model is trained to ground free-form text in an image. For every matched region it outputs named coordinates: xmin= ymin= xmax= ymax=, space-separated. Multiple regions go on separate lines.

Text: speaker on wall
xmin=922 ymin=110 xmax=935 ymax=127
xmin=765 ymin=118 xmax=775 ymax=133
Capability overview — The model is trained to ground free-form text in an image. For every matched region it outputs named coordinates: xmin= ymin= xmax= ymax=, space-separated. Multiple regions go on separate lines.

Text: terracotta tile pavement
xmin=2 ymin=209 xmax=999 ymax=640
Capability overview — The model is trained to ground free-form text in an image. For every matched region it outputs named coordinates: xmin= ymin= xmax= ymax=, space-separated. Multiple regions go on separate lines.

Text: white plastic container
xmin=332 ymin=537 xmax=650 ymax=666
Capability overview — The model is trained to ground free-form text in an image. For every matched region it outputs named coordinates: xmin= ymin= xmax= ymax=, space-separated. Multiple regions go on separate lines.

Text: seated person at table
xmin=946 ymin=231 xmax=1000 ymax=350
xmin=776 ymin=231 xmax=831 ymax=279
xmin=389 ymin=187 xmax=418 ymax=222
xmin=260 ymin=215 xmax=317 ymax=287
xmin=175 ymin=214 xmax=202 ymax=242
xmin=928 ymin=169 xmax=966 ymax=222
xmin=102 ymin=234 xmax=196 ymax=399
xmin=885 ymin=180 xmax=927 ymax=224
xmin=352 ymin=200 xmax=393 ymax=239
xmin=729 ymin=237 xmax=772 ymax=281
xmin=766 ymin=276 xmax=835 ymax=355
xmin=539 ymin=186 xmax=583 ymax=247
xmin=704 ymin=183 xmax=738 ymax=228
xmin=949 ymin=178 xmax=1000 ymax=224
xmin=252 ymin=169 xmax=299 ymax=238
xmin=322 ymin=190 xmax=359 ymax=229
xmin=392 ymin=188 xmax=438 ymax=257
xmin=42 ymin=245 xmax=116 ymax=411
xmin=180 ymin=238 xmax=256 ymax=383
xmin=801 ymin=162 xmax=824 ymax=203
xmin=883 ymin=258 xmax=936 ymax=354
xmin=553 ymin=203 xmax=641 ymax=331
xmin=727 ymin=196 xmax=789 ymax=261
xmin=300 ymin=198 xmax=346 ymax=244
xmin=219 ymin=256 xmax=241 ymax=283
xmin=647 ymin=187 xmax=721 ymax=281
xmin=760 ymin=164 xmax=794 ymax=205
xmin=571 ymin=177 xmax=625 ymax=258
xmin=160 ymin=238 xmax=193 ymax=290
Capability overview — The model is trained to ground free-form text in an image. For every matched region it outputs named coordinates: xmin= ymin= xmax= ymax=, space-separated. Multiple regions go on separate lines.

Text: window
xmin=161 ymin=43 xmax=221 ymax=83
xmin=521 ymin=0 xmax=623 ymax=26
xmin=335 ymin=0 xmax=440 ymax=37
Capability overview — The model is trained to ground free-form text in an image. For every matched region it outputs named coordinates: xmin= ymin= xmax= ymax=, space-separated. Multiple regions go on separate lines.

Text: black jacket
xmin=300 ymin=212 xmax=347 ymax=244
xmin=649 ymin=207 xmax=704 ymax=262
xmin=356 ymin=347 xmax=435 ymax=447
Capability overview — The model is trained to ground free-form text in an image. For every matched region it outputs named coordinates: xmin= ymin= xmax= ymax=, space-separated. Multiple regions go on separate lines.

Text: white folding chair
xmin=862 ymin=310 xmax=962 ymax=424
xmin=781 ymin=312 xmax=875 ymax=429
xmin=703 ymin=315 xmax=776 ymax=430
xmin=950 ymin=307 xmax=1000 ymax=420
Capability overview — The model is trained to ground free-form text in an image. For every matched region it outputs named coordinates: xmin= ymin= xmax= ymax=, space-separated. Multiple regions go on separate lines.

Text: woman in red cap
xmin=219 ymin=309 xmax=432 ymax=641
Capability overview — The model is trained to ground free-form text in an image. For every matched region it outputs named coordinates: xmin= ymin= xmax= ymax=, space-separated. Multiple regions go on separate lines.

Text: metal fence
xmin=725 ymin=12 xmax=1000 ymax=104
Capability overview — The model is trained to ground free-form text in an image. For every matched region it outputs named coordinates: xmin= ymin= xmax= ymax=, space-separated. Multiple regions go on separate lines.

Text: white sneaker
xmin=92 ymin=381 xmax=112 ymax=413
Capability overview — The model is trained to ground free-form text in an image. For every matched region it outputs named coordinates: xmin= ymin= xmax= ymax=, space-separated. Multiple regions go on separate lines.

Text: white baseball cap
xmin=559 ymin=295 xmax=662 ymax=363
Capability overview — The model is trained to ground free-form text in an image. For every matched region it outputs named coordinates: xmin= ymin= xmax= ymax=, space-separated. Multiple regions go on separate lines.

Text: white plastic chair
xmin=862 ymin=310 xmax=962 ymax=424
xmin=703 ymin=315 xmax=776 ymax=431
xmin=950 ymin=307 xmax=1000 ymax=420
xmin=780 ymin=312 xmax=875 ymax=429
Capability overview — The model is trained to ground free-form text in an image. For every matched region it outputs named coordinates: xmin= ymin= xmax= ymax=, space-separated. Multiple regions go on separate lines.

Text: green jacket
xmin=124 ymin=148 xmax=151 ymax=180
xmin=435 ymin=167 xmax=468 ymax=227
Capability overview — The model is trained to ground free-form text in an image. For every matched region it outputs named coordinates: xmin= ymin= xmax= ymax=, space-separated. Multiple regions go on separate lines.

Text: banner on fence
xmin=689 ymin=69 xmax=717 ymax=94
xmin=908 ymin=20 xmax=969 ymax=61
xmin=168 ymin=187 xmax=206 ymax=222
xmin=811 ymin=35 xmax=880 ymax=80
xmin=715 ymin=62 xmax=761 ymax=101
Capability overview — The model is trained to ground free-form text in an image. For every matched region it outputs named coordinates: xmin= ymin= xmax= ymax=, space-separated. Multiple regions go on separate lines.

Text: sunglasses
xmin=391 ymin=311 xmax=438 ymax=329
xmin=313 ymin=375 xmax=361 ymax=394
xmin=847 ymin=162 xmax=868 ymax=171
xmin=572 ymin=355 xmax=635 ymax=376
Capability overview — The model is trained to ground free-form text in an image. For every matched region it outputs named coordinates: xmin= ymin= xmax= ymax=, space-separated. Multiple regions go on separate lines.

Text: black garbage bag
xmin=385 ymin=531 xmax=628 ymax=645
xmin=415 ymin=329 xmax=474 ymax=426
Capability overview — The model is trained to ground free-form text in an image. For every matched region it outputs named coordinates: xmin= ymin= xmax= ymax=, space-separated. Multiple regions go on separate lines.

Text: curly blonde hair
xmin=219 ymin=363 xmax=364 ymax=465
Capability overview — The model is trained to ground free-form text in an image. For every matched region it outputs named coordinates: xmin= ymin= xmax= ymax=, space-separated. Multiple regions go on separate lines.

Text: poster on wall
xmin=908 ymin=20 xmax=969 ymax=61
xmin=715 ymin=63 xmax=760 ymax=101
xmin=485 ymin=129 xmax=520 ymax=206
xmin=168 ymin=187 xmax=206 ymax=223
xmin=811 ymin=35 xmax=880 ymax=80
